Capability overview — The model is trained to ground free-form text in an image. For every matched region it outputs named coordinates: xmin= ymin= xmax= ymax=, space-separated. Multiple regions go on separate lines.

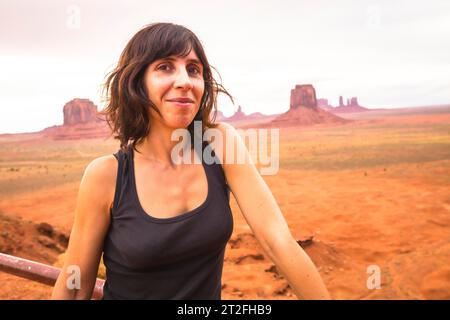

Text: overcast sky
xmin=1 ymin=0 xmax=449 ymax=134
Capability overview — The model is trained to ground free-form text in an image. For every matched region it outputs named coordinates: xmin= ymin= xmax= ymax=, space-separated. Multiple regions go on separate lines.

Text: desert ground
xmin=1 ymin=105 xmax=449 ymax=299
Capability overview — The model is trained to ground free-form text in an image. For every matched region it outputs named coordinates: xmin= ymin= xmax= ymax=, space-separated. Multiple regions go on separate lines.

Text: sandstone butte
xmin=41 ymin=98 xmax=111 ymax=140
xmin=267 ymin=84 xmax=352 ymax=128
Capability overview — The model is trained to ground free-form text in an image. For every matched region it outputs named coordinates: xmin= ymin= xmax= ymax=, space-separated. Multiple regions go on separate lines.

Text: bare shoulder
xmin=214 ymin=121 xmax=237 ymax=135
xmin=82 ymin=154 xmax=118 ymax=211
xmin=209 ymin=122 xmax=235 ymax=162
xmin=84 ymin=154 xmax=118 ymax=179
xmin=212 ymin=121 xmax=240 ymax=151
xmin=210 ymin=121 xmax=253 ymax=173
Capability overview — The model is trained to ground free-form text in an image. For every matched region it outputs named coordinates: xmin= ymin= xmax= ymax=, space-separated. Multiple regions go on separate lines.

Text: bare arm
xmin=51 ymin=156 xmax=116 ymax=299
xmin=215 ymin=122 xmax=331 ymax=300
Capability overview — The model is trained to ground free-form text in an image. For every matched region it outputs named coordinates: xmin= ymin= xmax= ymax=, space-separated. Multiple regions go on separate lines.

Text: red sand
xmin=1 ymin=107 xmax=449 ymax=299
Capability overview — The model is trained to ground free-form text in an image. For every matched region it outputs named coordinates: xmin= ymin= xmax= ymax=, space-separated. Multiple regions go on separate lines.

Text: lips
xmin=167 ymin=97 xmax=194 ymax=103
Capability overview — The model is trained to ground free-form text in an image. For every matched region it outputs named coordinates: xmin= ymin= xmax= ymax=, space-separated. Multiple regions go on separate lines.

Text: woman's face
xmin=144 ymin=49 xmax=205 ymax=130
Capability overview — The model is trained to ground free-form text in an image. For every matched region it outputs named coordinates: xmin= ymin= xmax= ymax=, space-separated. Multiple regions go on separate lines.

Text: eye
xmin=157 ymin=63 xmax=171 ymax=71
xmin=188 ymin=65 xmax=202 ymax=75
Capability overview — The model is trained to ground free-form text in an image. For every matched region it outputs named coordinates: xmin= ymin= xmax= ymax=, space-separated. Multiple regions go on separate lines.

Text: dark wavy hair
xmin=99 ymin=22 xmax=234 ymax=152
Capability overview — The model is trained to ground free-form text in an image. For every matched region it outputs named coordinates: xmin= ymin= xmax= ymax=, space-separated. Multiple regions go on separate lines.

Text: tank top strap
xmin=201 ymin=140 xmax=230 ymax=200
xmin=111 ymin=146 xmax=129 ymax=213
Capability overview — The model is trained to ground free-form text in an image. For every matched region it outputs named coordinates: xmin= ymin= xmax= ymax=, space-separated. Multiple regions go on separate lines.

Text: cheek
xmin=196 ymin=81 xmax=205 ymax=97
xmin=146 ymin=78 xmax=170 ymax=101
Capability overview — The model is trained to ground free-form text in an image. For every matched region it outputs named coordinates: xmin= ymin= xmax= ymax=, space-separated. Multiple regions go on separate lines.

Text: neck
xmin=136 ymin=123 xmax=176 ymax=163
xmin=134 ymin=119 xmax=194 ymax=167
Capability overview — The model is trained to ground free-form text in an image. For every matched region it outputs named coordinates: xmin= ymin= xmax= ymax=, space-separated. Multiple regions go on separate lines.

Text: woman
xmin=51 ymin=22 xmax=330 ymax=300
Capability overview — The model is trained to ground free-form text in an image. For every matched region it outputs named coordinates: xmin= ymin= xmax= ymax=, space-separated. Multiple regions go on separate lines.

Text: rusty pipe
xmin=0 ymin=252 xmax=104 ymax=299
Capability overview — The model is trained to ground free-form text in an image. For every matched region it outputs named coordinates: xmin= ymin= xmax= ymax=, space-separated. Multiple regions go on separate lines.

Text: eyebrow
xmin=159 ymin=57 xmax=203 ymax=68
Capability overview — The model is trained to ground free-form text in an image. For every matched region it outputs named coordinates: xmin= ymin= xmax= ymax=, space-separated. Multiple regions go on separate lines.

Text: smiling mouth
xmin=168 ymin=101 xmax=193 ymax=107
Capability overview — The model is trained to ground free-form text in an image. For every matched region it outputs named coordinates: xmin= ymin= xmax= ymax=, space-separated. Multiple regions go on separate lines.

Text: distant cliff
xmin=42 ymin=98 xmax=110 ymax=140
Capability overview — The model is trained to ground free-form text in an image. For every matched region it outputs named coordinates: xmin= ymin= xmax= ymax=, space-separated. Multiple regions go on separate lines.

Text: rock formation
xmin=317 ymin=98 xmax=334 ymax=112
xmin=210 ymin=110 xmax=227 ymax=122
xmin=216 ymin=106 xmax=277 ymax=127
xmin=317 ymin=98 xmax=329 ymax=108
xmin=227 ymin=105 xmax=246 ymax=121
xmin=63 ymin=99 xmax=100 ymax=125
xmin=332 ymin=96 xmax=369 ymax=113
xmin=290 ymin=84 xmax=317 ymax=109
xmin=215 ymin=110 xmax=227 ymax=121
xmin=42 ymin=98 xmax=110 ymax=140
xmin=270 ymin=84 xmax=351 ymax=127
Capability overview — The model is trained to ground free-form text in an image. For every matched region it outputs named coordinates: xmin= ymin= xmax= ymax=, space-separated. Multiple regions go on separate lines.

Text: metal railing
xmin=0 ymin=252 xmax=104 ymax=300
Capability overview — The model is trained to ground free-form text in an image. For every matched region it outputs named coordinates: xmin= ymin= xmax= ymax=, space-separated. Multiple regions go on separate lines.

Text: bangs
xmin=153 ymin=30 xmax=201 ymax=63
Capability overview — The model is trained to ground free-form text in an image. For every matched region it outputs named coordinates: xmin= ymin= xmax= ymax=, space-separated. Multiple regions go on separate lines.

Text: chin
xmin=166 ymin=116 xmax=194 ymax=130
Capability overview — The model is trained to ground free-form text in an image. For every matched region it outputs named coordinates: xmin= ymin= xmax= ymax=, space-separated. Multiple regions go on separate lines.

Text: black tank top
xmin=102 ymin=141 xmax=234 ymax=300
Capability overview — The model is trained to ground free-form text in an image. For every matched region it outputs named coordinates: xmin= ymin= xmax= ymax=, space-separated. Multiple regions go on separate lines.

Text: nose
xmin=173 ymin=66 xmax=193 ymax=90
